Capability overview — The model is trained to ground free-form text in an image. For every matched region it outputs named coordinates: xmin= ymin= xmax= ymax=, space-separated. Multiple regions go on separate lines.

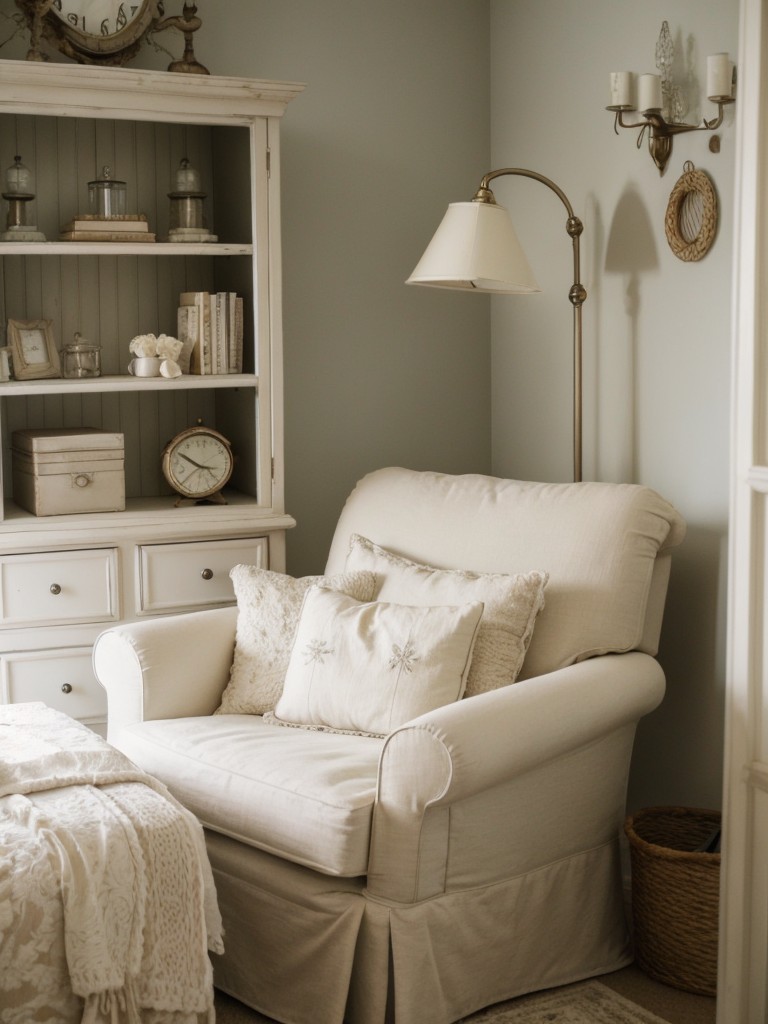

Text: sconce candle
xmin=707 ymin=53 xmax=732 ymax=99
xmin=610 ymin=71 xmax=634 ymax=107
xmin=638 ymin=74 xmax=662 ymax=112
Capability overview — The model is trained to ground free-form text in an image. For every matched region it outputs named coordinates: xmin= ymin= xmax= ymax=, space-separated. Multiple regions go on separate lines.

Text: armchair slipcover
xmin=93 ymin=468 xmax=685 ymax=1024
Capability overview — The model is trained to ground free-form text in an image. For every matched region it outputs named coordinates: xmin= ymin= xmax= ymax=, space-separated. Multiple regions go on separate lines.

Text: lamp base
xmin=1 ymin=226 xmax=45 ymax=241
xmin=166 ymin=227 xmax=218 ymax=243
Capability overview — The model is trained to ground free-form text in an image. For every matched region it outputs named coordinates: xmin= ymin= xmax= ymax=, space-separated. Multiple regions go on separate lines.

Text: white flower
xmin=155 ymin=334 xmax=182 ymax=360
xmin=129 ymin=333 xmax=158 ymax=357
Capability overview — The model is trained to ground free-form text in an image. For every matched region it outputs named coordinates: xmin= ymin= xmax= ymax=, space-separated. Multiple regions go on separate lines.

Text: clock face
xmin=50 ymin=0 xmax=147 ymax=39
xmin=163 ymin=428 xmax=234 ymax=500
xmin=28 ymin=0 xmax=158 ymax=61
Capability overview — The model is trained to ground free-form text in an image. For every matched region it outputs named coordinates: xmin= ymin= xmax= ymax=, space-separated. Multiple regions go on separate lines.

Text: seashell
xmin=160 ymin=359 xmax=182 ymax=378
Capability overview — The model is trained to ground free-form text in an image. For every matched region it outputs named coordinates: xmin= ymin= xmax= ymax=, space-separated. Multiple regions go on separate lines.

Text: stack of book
xmin=59 ymin=214 xmax=156 ymax=242
xmin=177 ymin=291 xmax=244 ymax=375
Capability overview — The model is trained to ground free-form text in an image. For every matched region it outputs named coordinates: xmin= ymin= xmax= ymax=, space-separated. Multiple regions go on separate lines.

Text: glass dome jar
xmin=5 ymin=155 xmax=33 ymax=197
xmin=88 ymin=165 xmax=126 ymax=218
xmin=175 ymin=157 xmax=201 ymax=193
xmin=61 ymin=334 xmax=101 ymax=378
xmin=168 ymin=158 xmax=206 ymax=232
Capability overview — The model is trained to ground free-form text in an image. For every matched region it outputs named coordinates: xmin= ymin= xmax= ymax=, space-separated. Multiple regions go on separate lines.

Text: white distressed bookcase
xmin=0 ymin=60 xmax=302 ymax=733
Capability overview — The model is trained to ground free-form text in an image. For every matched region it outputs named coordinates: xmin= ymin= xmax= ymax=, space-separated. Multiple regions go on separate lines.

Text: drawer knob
xmin=74 ymin=474 xmax=91 ymax=488
xmin=201 ymin=568 xmax=214 ymax=581
xmin=61 ymin=683 xmax=72 ymax=694
xmin=50 ymin=583 xmax=62 ymax=595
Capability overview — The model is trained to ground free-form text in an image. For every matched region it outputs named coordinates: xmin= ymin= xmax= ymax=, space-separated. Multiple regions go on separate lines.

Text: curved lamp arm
xmin=473 ymin=168 xmax=586 ymax=482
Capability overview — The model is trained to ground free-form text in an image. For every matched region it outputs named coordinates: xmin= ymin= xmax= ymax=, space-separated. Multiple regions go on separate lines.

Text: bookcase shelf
xmin=0 ymin=374 xmax=259 ymax=397
xmin=0 ymin=242 xmax=254 ymax=256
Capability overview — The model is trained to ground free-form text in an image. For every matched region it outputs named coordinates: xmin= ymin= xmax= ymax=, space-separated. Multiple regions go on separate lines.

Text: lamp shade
xmin=406 ymin=200 xmax=540 ymax=293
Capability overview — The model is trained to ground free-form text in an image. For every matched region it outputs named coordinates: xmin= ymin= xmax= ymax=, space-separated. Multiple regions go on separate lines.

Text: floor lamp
xmin=406 ymin=168 xmax=586 ymax=483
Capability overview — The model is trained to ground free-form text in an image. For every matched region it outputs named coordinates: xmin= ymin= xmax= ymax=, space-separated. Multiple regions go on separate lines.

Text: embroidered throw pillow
xmin=216 ymin=566 xmax=377 ymax=715
xmin=272 ymin=587 xmax=484 ymax=736
xmin=344 ymin=534 xmax=548 ymax=697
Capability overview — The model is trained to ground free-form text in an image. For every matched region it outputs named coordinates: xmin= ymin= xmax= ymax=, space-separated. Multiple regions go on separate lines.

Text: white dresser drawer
xmin=0 ymin=549 xmax=118 ymax=627
xmin=138 ymin=536 xmax=268 ymax=613
xmin=1 ymin=647 xmax=106 ymax=725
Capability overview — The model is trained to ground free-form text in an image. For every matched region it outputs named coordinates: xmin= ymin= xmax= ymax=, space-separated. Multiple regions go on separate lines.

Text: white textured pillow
xmin=272 ymin=587 xmax=484 ymax=736
xmin=216 ymin=566 xmax=377 ymax=715
xmin=345 ymin=534 xmax=548 ymax=697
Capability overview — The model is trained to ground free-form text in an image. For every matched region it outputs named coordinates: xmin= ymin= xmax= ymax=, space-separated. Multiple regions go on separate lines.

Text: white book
xmin=233 ymin=296 xmax=244 ymax=373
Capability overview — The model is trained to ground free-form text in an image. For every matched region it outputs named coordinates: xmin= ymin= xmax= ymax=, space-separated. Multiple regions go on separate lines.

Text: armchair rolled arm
xmin=93 ymin=606 xmax=238 ymax=740
xmin=368 ymin=651 xmax=665 ymax=903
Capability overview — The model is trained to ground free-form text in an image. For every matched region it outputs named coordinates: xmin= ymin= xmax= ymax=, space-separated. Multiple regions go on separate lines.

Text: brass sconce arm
xmin=472 ymin=168 xmax=586 ymax=480
xmin=608 ymin=100 xmax=732 ymax=174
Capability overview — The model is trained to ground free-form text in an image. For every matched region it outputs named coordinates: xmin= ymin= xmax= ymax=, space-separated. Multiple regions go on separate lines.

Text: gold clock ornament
xmin=161 ymin=424 xmax=234 ymax=505
xmin=18 ymin=0 xmax=161 ymax=66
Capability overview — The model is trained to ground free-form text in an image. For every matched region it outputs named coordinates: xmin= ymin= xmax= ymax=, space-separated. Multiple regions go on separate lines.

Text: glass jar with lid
xmin=61 ymin=334 xmax=101 ymax=378
xmin=88 ymin=165 xmax=126 ymax=218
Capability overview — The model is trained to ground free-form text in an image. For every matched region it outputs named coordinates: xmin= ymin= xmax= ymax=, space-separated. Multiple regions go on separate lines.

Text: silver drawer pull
xmin=61 ymin=683 xmax=72 ymax=694
xmin=50 ymin=583 xmax=62 ymax=595
xmin=201 ymin=568 xmax=214 ymax=581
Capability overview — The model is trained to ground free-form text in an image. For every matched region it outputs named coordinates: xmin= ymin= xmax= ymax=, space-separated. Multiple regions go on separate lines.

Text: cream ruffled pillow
xmin=216 ymin=565 xmax=377 ymax=715
xmin=345 ymin=534 xmax=548 ymax=697
xmin=271 ymin=587 xmax=484 ymax=736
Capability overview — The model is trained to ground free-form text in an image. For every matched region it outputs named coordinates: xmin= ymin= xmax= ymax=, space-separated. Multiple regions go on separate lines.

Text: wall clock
xmin=161 ymin=424 xmax=234 ymax=505
xmin=18 ymin=0 xmax=162 ymax=66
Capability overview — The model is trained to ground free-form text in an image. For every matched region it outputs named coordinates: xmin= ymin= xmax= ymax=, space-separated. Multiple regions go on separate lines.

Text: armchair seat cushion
xmin=113 ymin=713 xmax=384 ymax=877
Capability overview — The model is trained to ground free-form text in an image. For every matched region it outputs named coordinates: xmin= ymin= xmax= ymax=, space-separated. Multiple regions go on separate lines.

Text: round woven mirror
xmin=664 ymin=162 xmax=718 ymax=262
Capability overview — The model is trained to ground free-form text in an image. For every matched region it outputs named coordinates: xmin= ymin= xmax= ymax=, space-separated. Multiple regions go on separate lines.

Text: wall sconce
xmin=407 ymin=168 xmax=586 ymax=482
xmin=607 ymin=22 xmax=735 ymax=174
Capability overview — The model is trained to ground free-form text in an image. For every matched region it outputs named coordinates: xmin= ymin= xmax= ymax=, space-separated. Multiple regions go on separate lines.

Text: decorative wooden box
xmin=12 ymin=428 xmax=125 ymax=516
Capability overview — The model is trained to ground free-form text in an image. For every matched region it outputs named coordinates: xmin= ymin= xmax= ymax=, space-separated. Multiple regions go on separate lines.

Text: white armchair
xmin=93 ymin=468 xmax=685 ymax=1024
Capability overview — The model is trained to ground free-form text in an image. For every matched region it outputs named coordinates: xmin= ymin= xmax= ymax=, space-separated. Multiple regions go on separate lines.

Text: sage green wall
xmin=490 ymin=0 xmax=738 ymax=813
xmin=195 ymin=1 xmax=494 ymax=575
xmin=0 ymin=0 xmax=492 ymax=575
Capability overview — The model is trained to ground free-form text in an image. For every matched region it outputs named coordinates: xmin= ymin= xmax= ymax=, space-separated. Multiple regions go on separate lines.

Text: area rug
xmin=215 ymin=979 xmax=673 ymax=1023
xmin=460 ymin=979 xmax=669 ymax=1023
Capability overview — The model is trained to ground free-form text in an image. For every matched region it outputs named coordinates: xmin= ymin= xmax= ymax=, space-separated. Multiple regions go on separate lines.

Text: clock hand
xmin=179 ymin=452 xmax=210 ymax=471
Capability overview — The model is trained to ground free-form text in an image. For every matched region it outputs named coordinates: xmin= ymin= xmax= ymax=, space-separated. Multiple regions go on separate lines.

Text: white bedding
xmin=0 ymin=702 xmax=224 ymax=1024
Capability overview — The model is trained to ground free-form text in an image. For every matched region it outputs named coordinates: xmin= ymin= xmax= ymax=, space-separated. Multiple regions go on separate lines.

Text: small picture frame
xmin=7 ymin=319 xmax=60 ymax=380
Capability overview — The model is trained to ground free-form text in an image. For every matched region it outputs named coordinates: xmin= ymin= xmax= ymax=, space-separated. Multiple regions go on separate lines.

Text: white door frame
xmin=719 ymin=0 xmax=768 ymax=1019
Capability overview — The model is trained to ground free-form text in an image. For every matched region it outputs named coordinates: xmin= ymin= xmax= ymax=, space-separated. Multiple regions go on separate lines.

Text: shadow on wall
xmin=602 ymin=184 xmax=659 ymax=482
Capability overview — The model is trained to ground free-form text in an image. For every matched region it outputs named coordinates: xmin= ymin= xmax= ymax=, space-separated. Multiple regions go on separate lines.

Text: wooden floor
xmin=601 ymin=964 xmax=716 ymax=1024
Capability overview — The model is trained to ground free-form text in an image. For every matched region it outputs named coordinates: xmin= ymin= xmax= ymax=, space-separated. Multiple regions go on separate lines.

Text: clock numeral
xmin=52 ymin=0 xmax=62 ymax=9
xmin=66 ymin=12 xmax=80 ymax=27
xmin=100 ymin=17 xmax=110 ymax=34
xmin=116 ymin=3 xmax=128 ymax=30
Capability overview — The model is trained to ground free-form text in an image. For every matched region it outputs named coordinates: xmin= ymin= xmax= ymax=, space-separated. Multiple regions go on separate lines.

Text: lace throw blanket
xmin=0 ymin=702 xmax=224 ymax=1024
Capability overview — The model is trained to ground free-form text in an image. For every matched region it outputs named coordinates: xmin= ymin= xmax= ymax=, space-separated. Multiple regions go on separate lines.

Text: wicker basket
xmin=625 ymin=806 xmax=721 ymax=996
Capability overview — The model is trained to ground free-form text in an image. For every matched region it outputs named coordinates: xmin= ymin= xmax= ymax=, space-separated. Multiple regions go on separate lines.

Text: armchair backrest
xmin=325 ymin=468 xmax=686 ymax=680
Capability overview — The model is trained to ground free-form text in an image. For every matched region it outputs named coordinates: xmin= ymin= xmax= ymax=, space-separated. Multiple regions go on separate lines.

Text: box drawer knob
xmin=201 ymin=568 xmax=214 ymax=580
xmin=50 ymin=583 xmax=62 ymax=595
xmin=73 ymin=474 xmax=91 ymax=488
xmin=61 ymin=683 xmax=72 ymax=694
